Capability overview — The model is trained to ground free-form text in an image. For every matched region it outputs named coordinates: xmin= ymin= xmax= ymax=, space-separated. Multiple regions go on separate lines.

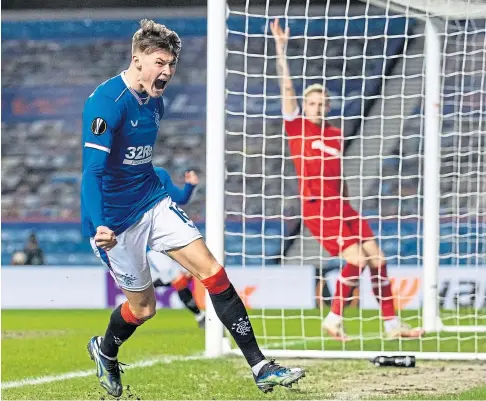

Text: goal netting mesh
xmin=221 ymin=0 xmax=486 ymax=359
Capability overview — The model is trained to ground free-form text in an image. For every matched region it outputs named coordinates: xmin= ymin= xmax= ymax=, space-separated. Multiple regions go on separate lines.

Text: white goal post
xmin=205 ymin=0 xmax=486 ymax=360
xmin=204 ymin=0 xmax=226 ymax=357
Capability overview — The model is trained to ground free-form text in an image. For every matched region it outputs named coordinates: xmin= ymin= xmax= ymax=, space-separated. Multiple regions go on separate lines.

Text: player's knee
xmin=368 ymin=251 xmax=387 ymax=269
xmin=344 ymin=254 xmax=367 ymax=269
xmin=134 ymin=305 xmax=157 ymax=321
xmin=142 ymin=308 xmax=157 ymax=321
xmin=357 ymin=258 xmax=367 ymax=270
xmin=376 ymin=256 xmax=388 ymax=269
xmin=128 ymin=298 xmax=157 ymax=322
xmin=341 ymin=243 xmax=367 ymax=269
xmin=362 ymin=240 xmax=386 ymax=267
xmin=378 ymin=250 xmax=387 ymax=265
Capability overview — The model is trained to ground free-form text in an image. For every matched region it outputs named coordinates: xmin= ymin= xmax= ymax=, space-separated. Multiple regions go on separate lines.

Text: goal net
xmin=205 ymin=0 xmax=486 ymax=360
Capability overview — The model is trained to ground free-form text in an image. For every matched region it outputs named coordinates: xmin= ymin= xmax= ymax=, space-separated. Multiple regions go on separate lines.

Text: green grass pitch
xmin=2 ymin=308 xmax=486 ymax=400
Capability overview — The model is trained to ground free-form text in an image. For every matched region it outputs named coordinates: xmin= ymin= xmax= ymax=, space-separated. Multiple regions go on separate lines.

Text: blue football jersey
xmin=81 ymin=72 xmax=168 ymax=237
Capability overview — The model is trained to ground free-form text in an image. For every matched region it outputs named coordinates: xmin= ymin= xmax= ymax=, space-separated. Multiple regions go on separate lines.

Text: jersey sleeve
xmin=154 ymin=167 xmax=170 ymax=187
xmin=283 ymin=106 xmax=300 ymax=122
xmin=81 ymin=151 xmax=109 ymax=229
xmin=155 ymin=167 xmax=195 ymax=205
xmin=81 ymin=93 xmax=122 ymax=230
xmin=172 ymin=183 xmax=195 ymax=205
xmin=82 ymin=93 xmax=122 ymax=154
xmin=283 ymin=110 xmax=303 ymax=138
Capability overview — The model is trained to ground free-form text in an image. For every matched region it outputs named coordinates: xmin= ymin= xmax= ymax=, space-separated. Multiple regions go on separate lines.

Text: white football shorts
xmin=90 ymin=196 xmax=202 ymax=291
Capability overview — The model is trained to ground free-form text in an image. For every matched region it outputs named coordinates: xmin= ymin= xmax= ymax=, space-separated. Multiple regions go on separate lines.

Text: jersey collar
xmin=121 ymin=71 xmax=150 ymax=105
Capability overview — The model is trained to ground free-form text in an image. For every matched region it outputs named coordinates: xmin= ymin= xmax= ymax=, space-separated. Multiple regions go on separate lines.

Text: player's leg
xmin=168 ymin=239 xmax=305 ymax=391
xmin=361 ymin=239 xmax=424 ymax=338
xmin=148 ymin=248 xmax=181 ymax=288
xmin=303 ymin=202 xmax=366 ymax=341
xmin=322 ymin=241 xmax=367 ymax=341
xmin=149 ymin=199 xmax=305 ymax=392
xmin=168 ymin=240 xmax=263 ymax=361
xmin=171 ymin=274 xmax=206 ymax=328
xmin=88 ymin=218 xmax=155 ymax=397
xmin=99 ymin=285 xmax=156 ymax=358
xmin=359 ymin=239 xmax=395 ymax=323
xmin=343 ymin=200 xmax=424 ymax=338
xmin=87 ymin=287 xmax=155 ymax=397
xmin=148 ymin=249 xmax=205 ymax=326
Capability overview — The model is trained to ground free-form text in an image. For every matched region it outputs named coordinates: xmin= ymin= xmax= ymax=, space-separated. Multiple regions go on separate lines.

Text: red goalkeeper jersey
xmin=285 ymin=115 xmax=343 ymax=201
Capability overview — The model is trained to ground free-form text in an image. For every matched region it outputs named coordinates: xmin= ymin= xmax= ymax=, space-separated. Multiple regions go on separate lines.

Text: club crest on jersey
xmin=154 ymin=109 xmax=160 ymax=129
xmin=91 ymin=118 xmax=107 ymax=135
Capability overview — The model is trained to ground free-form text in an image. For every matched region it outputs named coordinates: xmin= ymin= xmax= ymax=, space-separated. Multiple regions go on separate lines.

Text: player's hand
xmin=185 ymin=170 xmax=199 ymax=185
xmin=94 ymin=226 xmax=117 ymax=251
xmin=270 ymin=18 xmax=290 ymax=55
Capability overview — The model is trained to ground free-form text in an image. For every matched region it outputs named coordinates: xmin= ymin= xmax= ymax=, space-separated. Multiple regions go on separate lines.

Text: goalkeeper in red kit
xmin=271 ymin=19 xmax=424 ymax=341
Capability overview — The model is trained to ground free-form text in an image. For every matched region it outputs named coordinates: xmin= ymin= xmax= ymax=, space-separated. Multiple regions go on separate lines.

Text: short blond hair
xmin=303 ymin=83 xmax=328 ymax=98
xmin=132 ymin=19 xmax=181 ymax=59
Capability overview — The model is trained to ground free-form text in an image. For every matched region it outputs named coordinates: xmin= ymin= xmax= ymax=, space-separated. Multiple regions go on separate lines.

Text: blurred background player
xmin=149 ymin=167 xmax=206 ymax=328
xmin=270 ymin=18 xmax=424 ymax=341
xmin=10 ymin=233 xmax=45 ymax=266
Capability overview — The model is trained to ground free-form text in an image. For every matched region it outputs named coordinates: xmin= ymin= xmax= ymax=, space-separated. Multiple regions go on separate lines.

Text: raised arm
xmin=155 ymin=167 xmax=197 ymax=205
xmin=270 ymin=18 xmax=298 ymax=118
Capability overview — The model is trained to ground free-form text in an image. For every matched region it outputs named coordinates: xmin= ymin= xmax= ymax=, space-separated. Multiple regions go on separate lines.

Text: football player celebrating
xmin=82 ymin=19 xmax=305 ymax=397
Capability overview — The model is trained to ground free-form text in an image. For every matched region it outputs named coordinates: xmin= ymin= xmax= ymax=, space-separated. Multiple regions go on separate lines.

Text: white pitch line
xmin=2 ymin=354 xmax=207 ymax=389
xmin=3 ymin=340 xmax=287 ymax=390
xmin=263 ymin=333 xmax=387 ymax=349
xmin=2 ymin=334 xmax=393 ymax=389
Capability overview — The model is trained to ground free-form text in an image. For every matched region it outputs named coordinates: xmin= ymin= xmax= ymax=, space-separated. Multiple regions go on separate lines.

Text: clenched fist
xmin=185 ymin=170 xmax=199 ymax=186
xmin=95 ymin=226 xmax=117 ymax=251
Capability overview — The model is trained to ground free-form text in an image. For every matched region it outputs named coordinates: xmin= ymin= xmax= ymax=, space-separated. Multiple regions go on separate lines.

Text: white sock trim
xmin=384 ymin=317 xmax=400 ymax=332
xmin=251 ymin=359 xmax=268 ymax=376
xmin=325 ymin=311 xmax=344 ymax=325
xmin=99 ymin=349 xmax=118 ymax=361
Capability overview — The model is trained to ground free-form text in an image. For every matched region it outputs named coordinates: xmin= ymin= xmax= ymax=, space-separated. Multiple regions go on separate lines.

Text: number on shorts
xmin=169 ymin=203 xmax=196 ymax=228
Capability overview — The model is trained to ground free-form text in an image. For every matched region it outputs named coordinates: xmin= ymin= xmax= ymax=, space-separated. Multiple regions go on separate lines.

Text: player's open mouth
xmin=154 ymin=79 xmax=168 ymax=90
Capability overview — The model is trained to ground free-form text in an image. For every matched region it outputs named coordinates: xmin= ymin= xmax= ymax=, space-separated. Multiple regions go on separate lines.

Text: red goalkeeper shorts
xmin=303 ymin=199 xmax=375 ymax=256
